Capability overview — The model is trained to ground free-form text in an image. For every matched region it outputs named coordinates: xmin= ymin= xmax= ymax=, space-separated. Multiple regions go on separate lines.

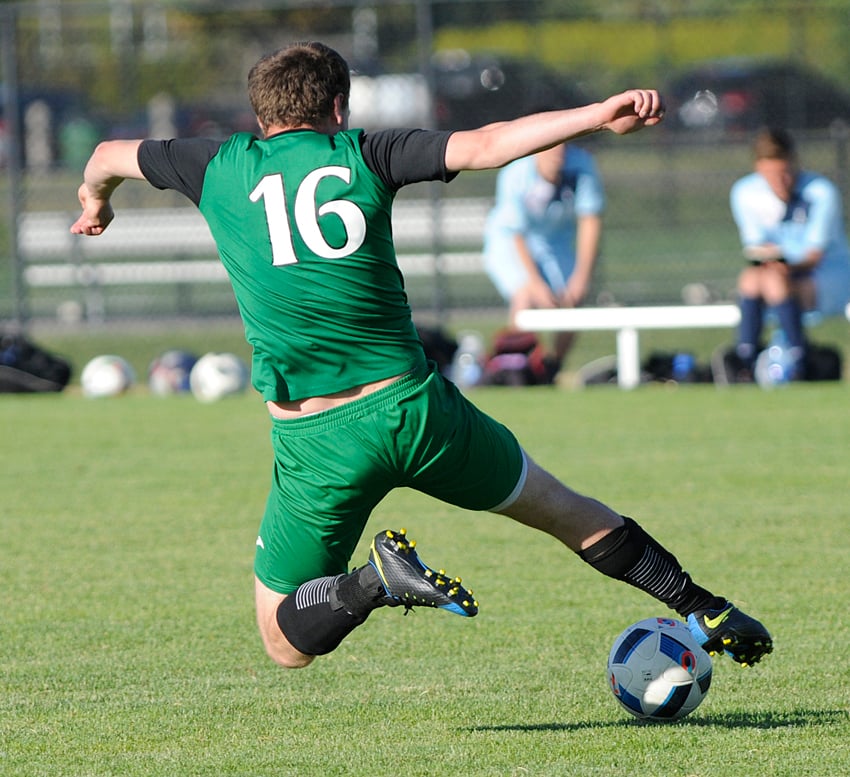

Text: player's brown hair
xmin=753 ymin=127 xmax=796 ymax=161
xmin=248 ymin=41 xmax=350 ymax=129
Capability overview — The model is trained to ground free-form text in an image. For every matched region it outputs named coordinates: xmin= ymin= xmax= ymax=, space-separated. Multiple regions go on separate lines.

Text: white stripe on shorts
xmin=488 ymin=448 xmax=529 ymax=512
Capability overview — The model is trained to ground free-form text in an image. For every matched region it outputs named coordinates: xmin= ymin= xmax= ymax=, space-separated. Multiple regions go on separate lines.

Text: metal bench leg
xmin=617 ymin=327 xmax=640 ymax=389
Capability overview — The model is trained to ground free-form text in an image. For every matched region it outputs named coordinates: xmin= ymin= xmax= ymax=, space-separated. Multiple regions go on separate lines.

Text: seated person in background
xmin=483 ymin=140 xmax=604 ymax=371
xmin=730 ymin=127 xmax=850 ymax=378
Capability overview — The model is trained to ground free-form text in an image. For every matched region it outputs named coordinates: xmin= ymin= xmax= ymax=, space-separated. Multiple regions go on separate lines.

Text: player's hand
xmin=70 ymin=183 xmax=114 ymax=236
xmin=602 ymin=89 xmax=665 ymax=135
xmin=526 ymin=276 xmax=559 ymax=309
xmin=561 ymin=275 xmax=589 ymax=308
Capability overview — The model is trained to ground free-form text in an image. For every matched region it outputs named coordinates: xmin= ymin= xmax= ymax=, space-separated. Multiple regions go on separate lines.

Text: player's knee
xmin=260 ymin=633 xmax=315 ymax=669
xmin=256 ymin=610 xmax=316 ymax=669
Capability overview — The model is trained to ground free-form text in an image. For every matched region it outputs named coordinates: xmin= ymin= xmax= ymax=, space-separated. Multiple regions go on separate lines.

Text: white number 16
xmin=249 ymin=166 xmax=367 ymax=266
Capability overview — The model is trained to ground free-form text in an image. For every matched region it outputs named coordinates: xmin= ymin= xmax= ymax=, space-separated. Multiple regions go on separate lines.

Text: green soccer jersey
xmin=200 ymin=129 xmax=426 ymax=401
xmin=139 ymin=128 xmax=455 ymax=402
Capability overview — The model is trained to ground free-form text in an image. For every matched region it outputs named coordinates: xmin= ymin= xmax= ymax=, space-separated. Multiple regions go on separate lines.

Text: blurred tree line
xmin=3 ymin=0 xmax=850 ymax=124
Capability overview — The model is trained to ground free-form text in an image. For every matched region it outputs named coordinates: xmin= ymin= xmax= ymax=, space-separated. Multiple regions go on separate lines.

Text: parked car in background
xmin=349 ymin=50 xmax=594 ymax=131
xmin=431 ymin=50 xmax=594 ymax=130
xmin=666 ymin=57 xmax=850 ymax=134
xmin=349 ymin=71 xmax=431 ymax=129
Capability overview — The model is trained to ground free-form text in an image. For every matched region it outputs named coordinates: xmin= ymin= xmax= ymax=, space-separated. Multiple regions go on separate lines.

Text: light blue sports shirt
xmin=730 ymin=170 xmax=850 ymax=315
xmin=483 ymin=146 xmax=604 ymax=299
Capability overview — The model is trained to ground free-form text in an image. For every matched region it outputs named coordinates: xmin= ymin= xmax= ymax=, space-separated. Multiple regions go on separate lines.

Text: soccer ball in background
xmin=607 ymin=617 xmax=712 ymax=722
xmin=148 ymin=349 xmax=198 ymax=396
xmin=754 ymin=332 xmax=800 ymax=388
xmin=80 ymin=354 xmax=136 ymax=398
xmin=189 ymin=352 xmax=249 ymax=403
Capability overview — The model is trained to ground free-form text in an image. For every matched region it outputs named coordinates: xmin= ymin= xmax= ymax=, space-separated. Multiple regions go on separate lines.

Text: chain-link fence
xmin=3 ymin=0 xmax=850 ymax=328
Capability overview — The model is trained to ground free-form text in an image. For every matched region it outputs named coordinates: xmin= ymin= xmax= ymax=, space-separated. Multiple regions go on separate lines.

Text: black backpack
xmin=802 ymin=343 xmax=843 ymax=381
xmin=0 ymin=332 xmax=72 ymax=393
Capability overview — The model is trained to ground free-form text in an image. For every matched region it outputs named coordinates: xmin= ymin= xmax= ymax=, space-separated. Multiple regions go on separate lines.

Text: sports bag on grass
xmin=482 ymin=329 xmax=559 ymax=386
xmin=0 ymin=332 xmax=72 ymax=393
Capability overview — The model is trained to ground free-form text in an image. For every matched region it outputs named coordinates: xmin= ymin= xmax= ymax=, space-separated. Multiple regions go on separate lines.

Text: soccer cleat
xmin=368 ymin=529 xmax=478 ymax=616
xmin=687 ymin=603 xmax=773 ymax=666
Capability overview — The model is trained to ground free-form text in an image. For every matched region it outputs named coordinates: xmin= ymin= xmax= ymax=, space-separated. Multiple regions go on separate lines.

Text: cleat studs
xmin=409 ymin=540 xmax=416 ymax=549
xmin=438 ymin=569 xmax=446 ymax=576
xmin=425 ymin=569 xmax=433 ymax=577
xmin=399 ymin=528 xmax=407 ymax=536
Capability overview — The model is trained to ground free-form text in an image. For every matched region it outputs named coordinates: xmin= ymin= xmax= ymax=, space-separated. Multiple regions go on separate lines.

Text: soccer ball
xmin=754 ymin=342 xmax=796 ymax=388
xmin=147 ymin=349 xmax=198 ymax=396
xmin=80 ymin=354 xmax=135 ymax=398
xmin=189 ymin=352 xmax=249 ymax=403
xmin=607 ymin=617 xmax=712 ymax=722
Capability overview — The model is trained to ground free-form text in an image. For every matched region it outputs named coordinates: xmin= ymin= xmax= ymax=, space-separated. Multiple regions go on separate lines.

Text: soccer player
xmin=729 ymin=127 xmax=850 ymax=379
xmin=71 ymin=41 xmax=772 ymax=670
xmin=483 ymin=141 xmax=605 ymax=370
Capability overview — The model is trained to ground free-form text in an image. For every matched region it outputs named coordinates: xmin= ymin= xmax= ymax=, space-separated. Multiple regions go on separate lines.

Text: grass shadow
xmin=471 ymin=708 xmax=849 ymax=733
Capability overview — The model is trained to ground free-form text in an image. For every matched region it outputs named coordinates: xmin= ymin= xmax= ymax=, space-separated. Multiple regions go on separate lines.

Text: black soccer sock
xmin=275 ymin=566 xmax=390 ymax=656
xmin=579 ymin=516 xmax=727 ymax=617
xmin=737 ymin=296 xmax=764 ymax=367
xmin=773 ymin=298 xmax=806 ymax=351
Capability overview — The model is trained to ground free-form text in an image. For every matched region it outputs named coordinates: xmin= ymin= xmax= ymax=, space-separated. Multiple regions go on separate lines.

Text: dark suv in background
xmin=666 ymin=57 xmax=850 ymax=134
xmin=430 ymin=50 xmax=593 ymax=130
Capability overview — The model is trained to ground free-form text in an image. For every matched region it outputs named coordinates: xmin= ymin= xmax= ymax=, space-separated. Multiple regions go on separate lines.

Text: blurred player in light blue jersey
xmin=729 ymin=127 xmax=850 ymax=379
xmin=483 ymin=142 xmax=604 ymax=368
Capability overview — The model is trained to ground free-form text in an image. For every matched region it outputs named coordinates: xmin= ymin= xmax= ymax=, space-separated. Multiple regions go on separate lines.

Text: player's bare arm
xmin=70 ymin=139 xmax=145 ymax=236
xmin=444 ymin=90 xmax=664 ymax=172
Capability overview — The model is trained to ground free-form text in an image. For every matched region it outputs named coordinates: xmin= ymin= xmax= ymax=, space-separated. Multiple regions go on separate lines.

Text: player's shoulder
xmin=499 ymin=154 xmax=534 ymax=179
xmin=730 ymin=172 xmax=770 ymax=205
xmin=565 ymin=145 xmax=596 ymax=170
xmin=731 ymin=171 xmax=764 ymax=193
xmin=210 ymin=131 xmax=262 ymax=160
xmin=798 ymin=170 xmax=839 ymax=199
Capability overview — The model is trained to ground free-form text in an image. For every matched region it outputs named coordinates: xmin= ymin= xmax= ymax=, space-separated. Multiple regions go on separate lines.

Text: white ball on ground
xmin=607 ymin=617 xmax=712 ymax=721
xmin=80 ymin=354 xmax=135 ymax=398
xmin=189 ymin=352 xmax=249 ymax=403
xmin=148 ymin=349 xmax=198 ymax=396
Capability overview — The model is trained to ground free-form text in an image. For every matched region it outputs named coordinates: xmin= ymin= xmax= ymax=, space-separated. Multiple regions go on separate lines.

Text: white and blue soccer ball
xmin=189 ymin=352 xmax=249 ymax=403
xmin=147 ymin=349 xmax=198 ymax=396
xmin=80 ymin=354 xmax=136 ymax=398
xmin=607 ymin=617 xmax=712 ymax=721
xmin=754 ymin=342 xmax=798 ymax=388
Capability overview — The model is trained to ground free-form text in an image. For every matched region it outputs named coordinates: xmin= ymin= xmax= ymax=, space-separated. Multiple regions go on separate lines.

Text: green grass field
xmin=3 ymin=375 xmax=850 ymax=776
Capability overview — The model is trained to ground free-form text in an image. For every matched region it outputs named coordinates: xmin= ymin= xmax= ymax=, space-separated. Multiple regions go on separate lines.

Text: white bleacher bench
xmin=518 ymin=303 xmax=850 ymax=389
xmin=515 ymin=305 xmax=742 ymax=389
xmin=19 ymin=197 xmax=491 ymax=291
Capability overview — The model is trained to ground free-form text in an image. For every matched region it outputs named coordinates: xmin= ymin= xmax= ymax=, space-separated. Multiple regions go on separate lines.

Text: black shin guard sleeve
xmin=579 ymin=516 xmax=725 ymax=616
xmin=276 ymin=593 xmax=367 ymax=656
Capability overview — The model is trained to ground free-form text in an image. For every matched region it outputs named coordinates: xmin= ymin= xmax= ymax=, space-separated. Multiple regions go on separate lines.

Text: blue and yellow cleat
xmin=369 ymin=529 xmax=478 ymax=616
xmin=687 ymin=602 xmax=773 ymax=666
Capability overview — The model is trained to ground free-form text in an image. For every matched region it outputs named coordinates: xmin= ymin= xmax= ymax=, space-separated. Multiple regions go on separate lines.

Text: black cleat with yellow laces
xmin=687 ymin=602 xmax=773 ymax=666
xmin=368 ymin=529 xmax=478 ymax=616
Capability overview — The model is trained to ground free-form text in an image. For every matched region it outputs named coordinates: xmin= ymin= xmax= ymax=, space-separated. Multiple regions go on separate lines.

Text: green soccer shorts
xmin=254 ymin=364 xmax=527 ymax=594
